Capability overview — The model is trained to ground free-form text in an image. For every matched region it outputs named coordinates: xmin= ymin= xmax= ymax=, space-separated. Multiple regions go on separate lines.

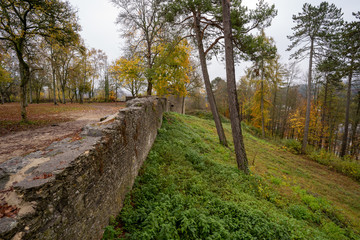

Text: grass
xmin=103 ymin=112 xmax=360 ymax=240
xmin=0 ymin=102 xmax=125 ymax=136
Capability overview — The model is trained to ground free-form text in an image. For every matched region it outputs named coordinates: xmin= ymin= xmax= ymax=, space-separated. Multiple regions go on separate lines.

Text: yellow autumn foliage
xmin=152 ymin=39 xmax=192 ymax=97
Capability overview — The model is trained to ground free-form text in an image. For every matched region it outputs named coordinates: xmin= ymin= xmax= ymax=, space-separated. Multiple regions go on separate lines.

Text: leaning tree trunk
xmin=340 ymin=61 xmax=353 ymax=158
xmin=222 ymin=0 xmax=248 ymax=173
xmin=302 ymin=39 xmax=314 ymax=153
xmin=193 ymin=12 xmax=228 ymax=147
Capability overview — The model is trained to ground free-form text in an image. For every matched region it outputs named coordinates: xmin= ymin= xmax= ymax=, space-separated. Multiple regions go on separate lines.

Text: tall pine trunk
xmin=350 ymin=91 xmax=359 ymax=157
xmin=193 ymin=11 xmax=228 ymax=147
xmin=340 ymin=63 xmax=353 ymax=157
xmin=222 ymin=0 xmax=248 ymax=173
xmin=302 ymin=38 xmax=314 ymax=153
xmin=320 ymin=75 xmax=329 ymax=149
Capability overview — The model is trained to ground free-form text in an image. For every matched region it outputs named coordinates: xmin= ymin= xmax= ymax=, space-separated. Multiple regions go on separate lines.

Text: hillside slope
xmin=103 ymin=113 xmax=360 ymax=240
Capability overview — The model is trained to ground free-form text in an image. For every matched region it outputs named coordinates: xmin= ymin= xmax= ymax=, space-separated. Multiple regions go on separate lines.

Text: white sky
xmin=69 ymin=0 xmax=359 ymax=82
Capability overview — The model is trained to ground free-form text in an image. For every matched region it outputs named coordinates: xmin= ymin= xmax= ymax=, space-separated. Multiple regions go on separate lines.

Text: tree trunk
xmin=302 ymin=39 xmax=314 ymax=153
xmin=105 ymin=74 xmax=109 ymax=102
xmin=146 ymin=42 xmax=153 ymax=96
xmin=193 ymin=11 xmax=228 ymax=147
xmin=62 ymin=86 xmax=66 ymax=104
xmin=222 ymin=0 xmax=248 ymax=173
xmin=271 ymin=84 xmax=278 ymax=136
xmin=29 ymin=77 xmax=33 ymax=104
xmin=340 ymin=61 xmax=353 ymax=157
xmin=182 ymin=96 xmax=186 ymax=114
xmin=18 ymin=60 xmax=30 ymax=121
xmin=1 ymin=92 xmax=4 ymax=104
xmin=260 ymin=64 xmax=265 ymax=138
xmin=350 ymin=91 xmax=360 ymax=157
xmin=320 ymin=75 xmax=329 ymax=149
xmin=281 ymin=84 xmax=290 ymax=138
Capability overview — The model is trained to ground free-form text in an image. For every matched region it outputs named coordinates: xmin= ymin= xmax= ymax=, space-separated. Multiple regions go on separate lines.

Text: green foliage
xmin=287 ymin=204 xmax=312 ymax=221
xmin=241 ymin=122 xmax=262 ymax=137
xmin=309 ymin=149 xmax=360 ymax=182
xmin=102 ymin=216 xmax=122 ymax=240
xmin=103 ymin=113 xmax=359 ymax=240
xmin=282 ymin=139 xmax=302 ymax=154
xmin=186 ymin=110 xmax=230 ymax=123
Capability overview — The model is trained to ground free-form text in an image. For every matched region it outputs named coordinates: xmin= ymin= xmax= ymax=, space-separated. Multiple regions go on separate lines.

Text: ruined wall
xmin=0 ymin=97 xmax=168 ymax=240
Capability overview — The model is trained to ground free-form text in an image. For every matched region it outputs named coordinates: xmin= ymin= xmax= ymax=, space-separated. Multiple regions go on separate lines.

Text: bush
xmin=186 ymin=110 xmax=230 ymax=123
xmin=288 ymin=204 xmax=312 ymax=221
xmin=282 ymin=139 xmax=302 ymax=154
xmin=309 ymin=149 xmax=360 ymax=182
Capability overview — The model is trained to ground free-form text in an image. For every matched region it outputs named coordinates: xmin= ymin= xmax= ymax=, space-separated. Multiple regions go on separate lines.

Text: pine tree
xmin=287 ymin=2 xmax=343 ymax=152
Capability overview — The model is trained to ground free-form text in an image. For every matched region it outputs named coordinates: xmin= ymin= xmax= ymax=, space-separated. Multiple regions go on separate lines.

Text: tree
xmin=222 ymin=0 xmax=248 ymax=173
xmin=112 ymin=0 xmax=167 ymax=96
xmin=211 ymin=77 xmax=228 ymax=117
xmin=0 ymin=0 xmax=79 ymax=121
xmin=287 ymin=2 xmax=343 ymax=152
xmin=247 ymin=31 xmax=277 ymax=138
xmin=110 ymin=55 xmax=146 ymax=97
xmin=339 ymin=14 xmax=360 ymax=157
xmin=152 ymin=39 xmax=192 ymax=97
xmin=165 ymin=0 xmax=276 ymax=148
xmin=280 ymin=62 xmax=300 ymax=138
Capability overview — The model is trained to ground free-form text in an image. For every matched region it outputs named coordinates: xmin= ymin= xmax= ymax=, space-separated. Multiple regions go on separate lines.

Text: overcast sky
xmin=69 ymin=0 xmax=359 ymax=82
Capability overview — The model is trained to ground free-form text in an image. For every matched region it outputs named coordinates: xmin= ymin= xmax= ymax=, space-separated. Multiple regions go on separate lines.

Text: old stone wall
xmin=0 ymin=97 xmax=168 ymax=240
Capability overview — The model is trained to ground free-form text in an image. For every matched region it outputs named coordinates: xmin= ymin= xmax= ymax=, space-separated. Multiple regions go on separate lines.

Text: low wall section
xmin=0 ymin=97 xmax=169 ymax=239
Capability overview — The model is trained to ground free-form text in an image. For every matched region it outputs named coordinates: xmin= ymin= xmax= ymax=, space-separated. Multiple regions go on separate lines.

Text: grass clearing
xmin=103 ymin=112 xmax=360 ymax=239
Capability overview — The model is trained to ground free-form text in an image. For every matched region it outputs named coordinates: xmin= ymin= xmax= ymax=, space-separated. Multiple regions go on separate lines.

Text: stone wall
xmin=0 ymin=97 xmax=168 ymax=240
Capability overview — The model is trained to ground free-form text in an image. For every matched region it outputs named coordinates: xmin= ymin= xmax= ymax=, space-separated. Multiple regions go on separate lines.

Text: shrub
xmin=288 ymin=204 xmax=312 ymax=221
xmin=309 ymin=149 xmax=360 ymax=182
xmin=282 ymin=139 xmax=302 ymax=154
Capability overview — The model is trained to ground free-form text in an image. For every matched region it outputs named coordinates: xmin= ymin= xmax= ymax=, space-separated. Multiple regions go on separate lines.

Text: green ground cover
xmin=103 ymin=112 xmax=360 ymax=240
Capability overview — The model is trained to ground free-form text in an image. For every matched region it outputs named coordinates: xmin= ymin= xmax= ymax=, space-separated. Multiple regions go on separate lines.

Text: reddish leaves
xmin=33 ymin=173 xmax=53 ymax=180
xmin=0 ymin=203 xmax=19 ymax=218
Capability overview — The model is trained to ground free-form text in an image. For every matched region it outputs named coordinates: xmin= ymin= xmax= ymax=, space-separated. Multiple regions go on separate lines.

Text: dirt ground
xmin=0 ymin=103 xmax=125 ymax=164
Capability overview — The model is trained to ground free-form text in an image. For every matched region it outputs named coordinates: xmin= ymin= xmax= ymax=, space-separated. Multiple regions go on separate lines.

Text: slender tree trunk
xmin=350 ymin=91 xmax=359 ymax=157
xmin=146 ymin=42 xmax=153 ymax=96
xmin=320 ymin=75 xmax=329 ymax=149
xmin=193 ymin=11 xmax=228 ymax=147
xmin=281 ymin=84 xmax=290 ymax=138
xmin=62 ymin=86 xmax=66 ymax=104
xmin=50 ymin=46 xmax=57 ymax=105
xmin=105 ymin=74 xmax=109 ymax=102
xmin=271 ymin=85 xmax=278 ymax=136
xmin=222 ymin=0 xmax=248 ymax=173
xmin=29 ymin=76 xmax=33 ymax=104
xmin=260 ymin=63 xmax=265 ymax=138
xmin=182 ymin=96 xmax=186 ymax=114
xmin=302 ymin=39 xmax=314 ymax=153
xmin=340 ymin=62 xmax=353 ymax=157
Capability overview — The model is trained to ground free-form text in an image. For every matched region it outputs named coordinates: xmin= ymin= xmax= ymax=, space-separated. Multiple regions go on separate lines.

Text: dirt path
xmin=0 ymin=104 xmax=124 ymax=164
